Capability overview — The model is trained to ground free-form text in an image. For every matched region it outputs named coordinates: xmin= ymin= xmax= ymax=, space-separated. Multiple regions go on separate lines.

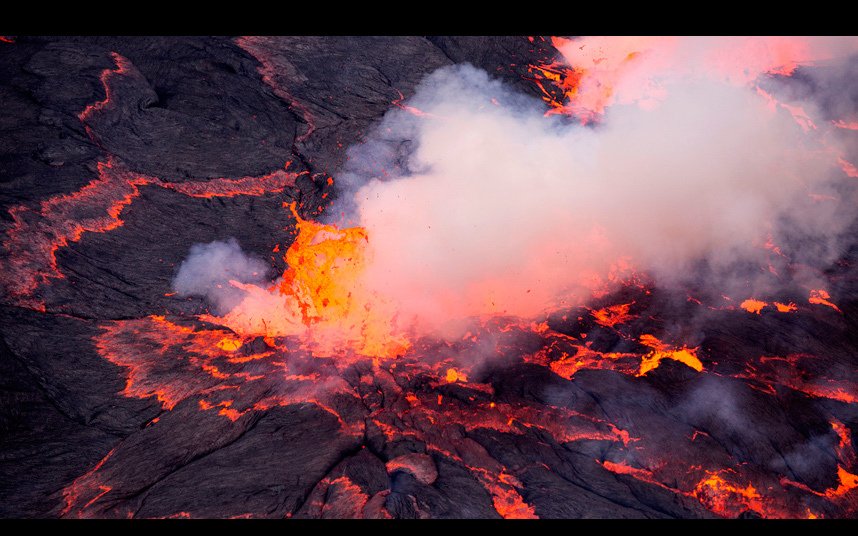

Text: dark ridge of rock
xmin=0 ymin=306 xmax=159 ymax=433
xmin=0 ymin=327 xmax=122 ymax=518
xmin=132 ymin=405 xmax=362 ymax=519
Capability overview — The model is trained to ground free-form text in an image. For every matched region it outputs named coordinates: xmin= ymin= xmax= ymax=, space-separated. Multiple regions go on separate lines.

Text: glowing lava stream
xmin=0 ymin=159 xmax=303 ymax=310
xmin=78 ymin=52 xmax=133 ymax=123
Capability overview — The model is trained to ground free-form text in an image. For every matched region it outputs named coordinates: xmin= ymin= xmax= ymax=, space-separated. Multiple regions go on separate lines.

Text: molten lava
xmin=205 ymin=202 xmax=409 ymax=359
xmin=692 ymin=471 xmax=766 ymax=518
xmin=637 ymin=334 xmax=703 ymax=376
xmin=740 ymin=299 xmax=768 ymax=314
xmin=78 ymin=52 xmax=133 ymax=123
xmin=774 ymin=302 xmax=798 ymax=313
xmin=590 ymin=302 xmax=636 ymax=327
xmin=809 ymin=289 xmax=842 ymax=313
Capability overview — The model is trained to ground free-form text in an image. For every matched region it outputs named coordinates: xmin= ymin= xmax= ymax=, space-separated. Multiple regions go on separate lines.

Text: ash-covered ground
xmin=1 ymin=36 xmax=857 ymax=519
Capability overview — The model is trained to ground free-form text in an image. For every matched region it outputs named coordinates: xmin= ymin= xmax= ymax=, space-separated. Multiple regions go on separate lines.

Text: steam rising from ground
xmin=176 ymin=36 xmax=858 ymax=348
xmin=173 ymin=239 xmax=269 ymax=314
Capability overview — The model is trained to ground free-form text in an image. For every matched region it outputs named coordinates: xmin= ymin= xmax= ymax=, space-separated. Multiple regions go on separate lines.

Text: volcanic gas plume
xmin=177 ymin=36 xmax=858 ymax=358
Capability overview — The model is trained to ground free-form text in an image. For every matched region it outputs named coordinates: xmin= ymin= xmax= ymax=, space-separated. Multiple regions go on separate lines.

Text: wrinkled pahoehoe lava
xmin=1 ymin=36 xmax=858 ymax=519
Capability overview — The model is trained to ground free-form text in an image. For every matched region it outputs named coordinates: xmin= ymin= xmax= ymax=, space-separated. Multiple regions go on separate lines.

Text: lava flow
xmin=0 ymin=159 xmax=301 ymax=311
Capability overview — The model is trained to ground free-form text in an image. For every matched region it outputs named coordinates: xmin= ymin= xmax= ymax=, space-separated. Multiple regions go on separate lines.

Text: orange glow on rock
xmin=47 ymin=37 xmax=858 ymax=520
xmin=734 ymin=354 xmax=858 ymax=404
xmin=831 ymin=420 xmax=856 ymax=466
xmin=600 ymin=460 xmax=676 ymax=492
xmin=161 ymin=171 xmax=298 ymax=198
xmin=0 ymin=158 xmax=301 ymax=311
xmin=784 ymin=465 xmax=858 ymax=501
xmin=61 ymin=448 xmax=117 ymax=518
xmin=78 ymin=52 xmax=133 ymax=123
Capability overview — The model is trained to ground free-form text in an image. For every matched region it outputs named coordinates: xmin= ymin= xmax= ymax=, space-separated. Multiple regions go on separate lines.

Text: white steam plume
xmin=173 ymin=239 xmax=270 ymax=314
xmin=328 ymin=39 xmax=857 ymax=335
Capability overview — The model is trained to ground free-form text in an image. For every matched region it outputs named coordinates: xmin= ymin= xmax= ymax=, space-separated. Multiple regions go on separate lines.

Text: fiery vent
xmin=202 ymin=202 xmax=409 ymax=359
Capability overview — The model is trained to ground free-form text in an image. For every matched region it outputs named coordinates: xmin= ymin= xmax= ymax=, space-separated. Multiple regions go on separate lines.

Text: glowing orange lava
xmin=637 ymin=334 xmax=703 ymax=376
xmin=78 ymin=52 xmax=133 ymax=123
xmin=827 ymin=466 xmax=858 ymax=498
xmin=832 ymin=420 xmax=856 ymax=467
xmin=808 ymin=289 xmax=841 ymax=313
xmin=740 ymin=299 xmax=767 ymax=314
xmin=774 ymin=302 xmax=798 ymax=313
xmin=92 ymin=315 xmax=359 ymax=435
xmin=206 ymin=203 xmax=409 ymax=359
xmin=590 ymin=302 xmax=636 ymax=327
xmin=599 ymin=460 xmax=677 ymax=492
xmin=783 ymin=466 xmax=858 ymax=503
xmin=734 ymin=354 xmax=858 ymax=404
xmin=46 ymin=36 xmax=858 ymax=520
xmin=489 ymin=482 xmax=538 ymax=519
xmin=445 ymin=368 xmax=467 ymax=383
xmin=693 ymin=471 xmax=766 ymax=518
